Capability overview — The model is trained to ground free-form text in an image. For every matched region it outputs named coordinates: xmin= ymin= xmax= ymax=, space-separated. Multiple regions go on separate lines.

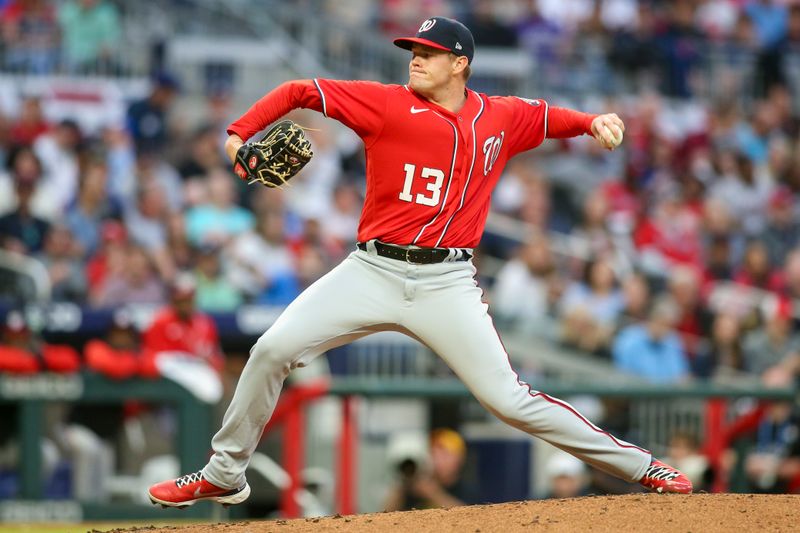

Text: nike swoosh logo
xmin=410 ymin=106 xmax=429 ymax=114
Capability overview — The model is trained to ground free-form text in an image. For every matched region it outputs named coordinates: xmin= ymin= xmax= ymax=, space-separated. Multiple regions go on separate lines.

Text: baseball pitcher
xmin=149 ymin=17 xmax=692 ymax=508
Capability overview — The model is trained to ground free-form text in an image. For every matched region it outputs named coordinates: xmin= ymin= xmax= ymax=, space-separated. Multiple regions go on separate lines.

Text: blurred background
xmin=1 ymin=0 xmax=800 ymax=526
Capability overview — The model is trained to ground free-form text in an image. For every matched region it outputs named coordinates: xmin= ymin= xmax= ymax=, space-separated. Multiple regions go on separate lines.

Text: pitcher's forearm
xmin=225 ymin=134 xmax=244 ymax=163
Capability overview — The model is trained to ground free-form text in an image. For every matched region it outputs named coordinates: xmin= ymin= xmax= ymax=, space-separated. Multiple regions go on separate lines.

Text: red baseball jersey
xmin=142 ymin=308 xmax=224 ymax=372
xmin=228 ymin=80 xmax=595 ymax=249
xmin=313 ymin=80 xmax=546 ymax=248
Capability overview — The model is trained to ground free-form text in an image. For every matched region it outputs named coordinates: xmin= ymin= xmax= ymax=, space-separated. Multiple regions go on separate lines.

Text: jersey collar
xmin=404 ymin=86 xmax=479 ymax=119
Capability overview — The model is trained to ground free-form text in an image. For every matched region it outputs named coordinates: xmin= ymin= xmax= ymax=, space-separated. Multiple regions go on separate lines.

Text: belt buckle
xmin=405 ymin=248 xmax=413 ymax=263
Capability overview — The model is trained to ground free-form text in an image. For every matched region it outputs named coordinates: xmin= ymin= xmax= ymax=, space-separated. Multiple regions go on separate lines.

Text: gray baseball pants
xmin=202 ymin=242 xmax=651 ymax=489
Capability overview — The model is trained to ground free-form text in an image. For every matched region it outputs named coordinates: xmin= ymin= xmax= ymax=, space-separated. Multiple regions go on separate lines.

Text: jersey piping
xmin=543 ymin=100 xmax=549 ymax=138
xmin=434 ymin=91 xmax=485 ymax=247
xmin=412 ymin=109 xmax=458 ymax=244
xmin=313 ymin=79 xmax=328 ymax=117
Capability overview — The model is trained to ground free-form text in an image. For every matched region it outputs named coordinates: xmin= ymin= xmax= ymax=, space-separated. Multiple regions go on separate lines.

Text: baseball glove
xmin=233 ymin=120 xmax=313 ymax=188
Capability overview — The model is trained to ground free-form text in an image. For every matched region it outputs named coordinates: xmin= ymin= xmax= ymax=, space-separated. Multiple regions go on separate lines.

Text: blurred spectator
xmin=702 ymin=235 xmax=736 ymax=291
xmin=743 ymin=382 xmax=800 ymax=494
xmin=0 ymin=143 xmax=62 ymax=220
xmin=760 ymin=187 xmax=799 ymax=267
xmin=118 ymin=150 xmax=182 ymax=213
xmin=85 ymin=219 xmax=127 ymax=301
xmin=492 ymin=234 xmax=557 ymax=333
xmin=165 ymin=212 xmax=194 ymax=273
xmin=192 ymin=244 xmax=242 ymax=312
xmin=607 ymin=2 xmax=659 ymax=90
xmin=700 ymin=197 xmax=744 ymax=284
xmin=742 ymin=297 xmax=800 ymax=377
xmin=519 ymin=174 xmax=567 ymax=234
xmin=0 ymin=0 xmax=58 ymax=74
xmin=0 ymin=148 xmax=49 ymax=253
xmin=288 ymin=216 xmax=340 ymax=289
xmin=92 ymin=244 xmax=165 ymax=308
xmin=662 ymin=431 xmax=710 ymax=491
xmin=57 ymin=0 xmax=121 ymax=74
xmin=537 ymin=0 xmax=592 ymax=32
xmin=383 ymin=428 xmax=467 ymax=511
xmin=735 ymin=101 xmax=782 ymax=166
xmin=515 ymin=0 xmax=565 ymax=83
xmin=618 ymin=271 xmax=650 ymax=327
xmin=32 ymin=119 xmax=82 ymax=212
xmin=0 ymin=310 xmax=39 ymax=373
xmin=716 ymin=13 xmax=758 ymax=95
xmin=493 ymin=157 xmax=542 ymax=218
xmin=379 ymin=0 xmax=452 ymax=38
xmin=559 ymin=257 xmax=624 ymax=353
xmin=734 ymin=240 xmax=783 ymax=293
xmin=782 ymin=249 xmax=800 ymax=302
xmin=0 ymin=309 xmax=78 ymax=373
xmin=35 ymin=224 xmax=87 ymax=302
xmin=283 ymin=120 xmax=341 ymax=220
xmin=543 ymin=450 xmax=589 ymax=499
xmin=668 ymin=266 xmax=712 ymax=363
xmin=83 ymin=309 xmax=141 ymax=380
xmin=696 ymin=0 xmax=740 ymax=41
xmin=463 ymin=0 xmax=518 ymax=47
xmin=8 ymin=96 xmax=50 ymax=147
xmin=571 ymin=189 xmax=615 ymax=258
xmin=634 ymin=187 xmax=703 ymax=277
xmin=102 ymin=127 xmax=136 ymax=199
xmin=126 ymin=72 xmax=180 ymax=155
xmin=176 ymin=124 xmax=227 ymax=181
xmin=744 ymin=0 xmax=788 ymax=50
xmin=0 ymin=309 xmax=81 ymax=498
xmin=228 ymin=209 xmax=299 ymax=305
xmin=322 ymin=182 xmax=360 ymax=252
xmin=770 ymin=6 xmax=800 ymax=98
xmin=141 ymin=274 xmax=224 ymax=376
xmin=612 ymin=297 xmax=690 ymax=383
xmin=708 ymin=311 xmax=744 ymax=376
xmin=185 ymin=169 xmax=254 ymax=247
xmin=64 ymin=156 xmax=122 ymax=257
xmin=599 ymin=163 xmax=644 ymax=235
xmin=124 ymin=180 xmax=169 ymax=253
xmin=655 ymin=0 xmax=702 ymax=98
xmin=65 ymin=311 xmax=141 ymax=501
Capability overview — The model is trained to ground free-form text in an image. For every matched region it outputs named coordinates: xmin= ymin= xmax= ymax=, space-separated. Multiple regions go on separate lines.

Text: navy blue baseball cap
xmin=394 ymin=17 xmax=475 ymax=64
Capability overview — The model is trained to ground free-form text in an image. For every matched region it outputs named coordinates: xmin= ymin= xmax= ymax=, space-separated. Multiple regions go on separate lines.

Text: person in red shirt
xmin=149 ymin=16 xmax=691 ymax=509
xmin=8 ymin=96 xmax=51 ymax=145
xmin=140 ymin=274 xmax=224 ymax=377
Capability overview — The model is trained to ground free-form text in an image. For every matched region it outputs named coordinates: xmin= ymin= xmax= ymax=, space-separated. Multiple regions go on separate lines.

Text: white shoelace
xmin=175 ymin=471 xmax=204 ymax=488
xmin=645 ymin=464 xmax=680 ymax=481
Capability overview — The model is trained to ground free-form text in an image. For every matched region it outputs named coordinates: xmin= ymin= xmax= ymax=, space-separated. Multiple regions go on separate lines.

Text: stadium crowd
xmin=1 ymin=0 xmax=800 ymax=498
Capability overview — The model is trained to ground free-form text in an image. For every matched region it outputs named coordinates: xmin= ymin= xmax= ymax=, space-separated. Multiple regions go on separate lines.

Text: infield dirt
xmin=108 ymin=493 xmax=800 ymax=533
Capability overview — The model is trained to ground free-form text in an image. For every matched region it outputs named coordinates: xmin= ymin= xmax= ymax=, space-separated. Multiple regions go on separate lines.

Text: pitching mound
xmin=120 ymin=494 xmax=799 ymax=533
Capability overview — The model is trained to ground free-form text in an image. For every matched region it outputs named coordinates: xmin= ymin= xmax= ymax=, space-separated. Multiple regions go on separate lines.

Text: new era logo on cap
xmin=393 ymin=16 xmax=475 ymax=64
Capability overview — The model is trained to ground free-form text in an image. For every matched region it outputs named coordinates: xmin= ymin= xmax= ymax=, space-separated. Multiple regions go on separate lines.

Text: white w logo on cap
xmin=418 ymin=19 xmax=436 ymax=32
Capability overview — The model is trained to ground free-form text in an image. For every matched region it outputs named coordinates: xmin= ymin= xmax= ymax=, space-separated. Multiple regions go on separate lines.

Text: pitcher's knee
xmin=250 ymin=337 xmax=294 ymax=375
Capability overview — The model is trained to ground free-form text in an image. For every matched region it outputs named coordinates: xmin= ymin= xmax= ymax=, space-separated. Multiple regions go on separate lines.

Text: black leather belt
xmin=357 ymin=241 xmax=472 ymax=264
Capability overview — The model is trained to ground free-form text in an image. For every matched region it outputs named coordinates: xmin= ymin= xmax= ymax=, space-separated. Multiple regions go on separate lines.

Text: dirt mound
xmin=117 ymin=494 xmax=800 ymax=533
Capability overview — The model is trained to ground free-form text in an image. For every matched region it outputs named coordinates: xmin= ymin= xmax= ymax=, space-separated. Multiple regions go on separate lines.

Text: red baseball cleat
xmin=148 ymin=471 xmax=250 ymax=508
xmin=639 ymin=459 xmax=693 ymax=494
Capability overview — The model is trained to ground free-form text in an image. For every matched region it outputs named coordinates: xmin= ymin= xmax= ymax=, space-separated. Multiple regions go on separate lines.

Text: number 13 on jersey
xmin=399 ymin=163 xmax=445 ymax=207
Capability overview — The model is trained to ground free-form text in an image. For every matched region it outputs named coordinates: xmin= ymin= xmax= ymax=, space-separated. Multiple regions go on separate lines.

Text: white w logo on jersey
xmin=482 ymin=131 xmax=504 ymax=175
xmin=419 ymin=19 xmax=436 ymax=32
